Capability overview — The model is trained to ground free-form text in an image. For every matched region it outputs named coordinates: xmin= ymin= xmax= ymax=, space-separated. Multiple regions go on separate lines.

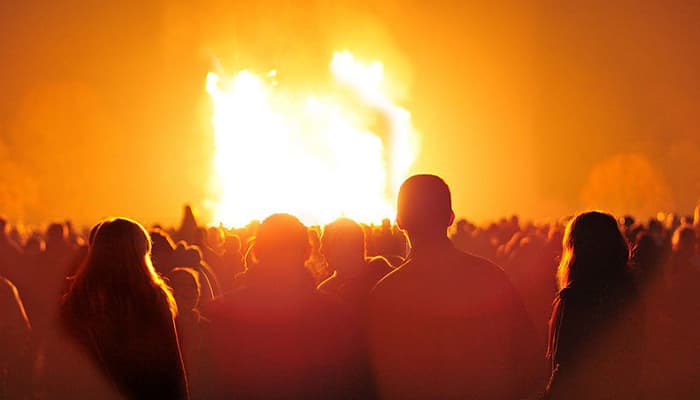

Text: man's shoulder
xmin=371 ymin=257 xmax=412 ymax=291
xmin=451 ymin=250 xmax=508 ymax=277
xmin=410 ymin=246 xmax=508 ymax=281
xmin=447 ymin=250 xmax=517 ymax=297
xmin=372 ymin=248 xmax=513 ymax=299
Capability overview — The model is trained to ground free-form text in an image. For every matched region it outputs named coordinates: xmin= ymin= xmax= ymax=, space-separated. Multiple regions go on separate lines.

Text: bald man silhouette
xmin=369 ymin=175 xmax=539 ymax=399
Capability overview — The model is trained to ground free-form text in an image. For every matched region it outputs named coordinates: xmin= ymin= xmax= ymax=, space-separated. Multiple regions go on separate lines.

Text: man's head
xmin=253 ymin=213 xmax=311 ymax=269
xmin=397 ymin=174 xmax=455 ymax=238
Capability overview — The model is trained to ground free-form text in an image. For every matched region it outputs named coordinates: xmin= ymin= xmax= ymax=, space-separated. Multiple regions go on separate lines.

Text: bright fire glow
xmin=206 ymin=51 xmax=418 ymax=227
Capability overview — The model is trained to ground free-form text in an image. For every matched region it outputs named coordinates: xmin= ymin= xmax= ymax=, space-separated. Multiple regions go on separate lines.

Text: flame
xmin=206 ymin=51 xmax=418 ymax=227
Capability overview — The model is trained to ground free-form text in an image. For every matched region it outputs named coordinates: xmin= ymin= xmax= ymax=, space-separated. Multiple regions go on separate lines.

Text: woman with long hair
xmin=61 ymin=218 xmax=188 ymax=399
xmin=545 ymin=211 xmax=644 ymax=399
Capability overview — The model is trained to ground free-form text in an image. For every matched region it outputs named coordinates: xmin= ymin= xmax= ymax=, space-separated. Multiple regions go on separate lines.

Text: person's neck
xmin=407 ymin=232 xmax=451 ymax=254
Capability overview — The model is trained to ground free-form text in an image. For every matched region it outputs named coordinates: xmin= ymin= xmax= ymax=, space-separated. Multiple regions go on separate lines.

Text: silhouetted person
xmin=369 ymin=174 xmax=539 ymax=399
xmin=374 ymin=219 xmax=394 ymax=256
xmin=0 ymin=219 xmax=22 ymax=293
xmin=39 ymin=223 xmax=76 ymax=308
xmin=668 ymin=225 xmax=698 ymax=281
xmin=26 ymin=222 xmax=80 ymax=384
xmin=545 ymin=211 xmax=644 ymax=399
xmin=168 ymin=267 xmax=209 ymax=400
xmin=172 ymin=243 xmax=219 ymax=303
xmin=632 ymin=231 xmax=677 ymax=398
xmin=660 ymin=225 xmax=700 ymax=397
xmin=317 ymin=217 xmax=391 ymax=398
xmin=177 ymin=205 xmax=199 ymax=245
xmin=632 ymin=232 xmax=664 ymax=291
xmin=206 ymin=227 xmax=225 ymax=253
xmin=217 ymin=234 xmax=245 ymax=294
xmin=318 ymin=218 xmax=393 ymax=310
xmin=21 ymin=234 xmax=45 ymax=303
xmin=504 ymin=232 xmax=558 ymax=371
xmin=305 ymin=227 xmax=329 ymax=284
xmin=203 ymin=214 xmax=361 ymax=399
xmin=647 ymin=218 xmax=671 ymax=265
xmin=186 ymin=227 xmax=224 ymax=288
xmin=60 ymin=218 xmax=188 ymax=399
xmin=0 ymin=276 xmax=32 ymax=399
xmin=8 ymin=226 xmax=23 ymax=249
xmin=369 ymin=219 xmax=407 ymax=265
xmin=150 ymin=228 xmax=177 ymax=275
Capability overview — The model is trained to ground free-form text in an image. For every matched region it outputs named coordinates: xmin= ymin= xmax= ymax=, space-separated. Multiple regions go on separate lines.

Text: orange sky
xmin=1 ymin=1 xmax=698 ymax=226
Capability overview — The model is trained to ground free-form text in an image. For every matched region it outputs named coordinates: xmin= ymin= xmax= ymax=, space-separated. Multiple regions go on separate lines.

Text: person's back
xmin=60 ymin=218 xmax=187 ymax=400
xmin=371 ymin=241 xmax=537 ymax=399
xmin=546 ymin=282 xmax=643 ymax=400
xmin=369 ymin=175 xmax=538 ymax=399
xmin=667 ymin=225 xmax=700 ymax=297
xmin=660 ymin=225 xmax=700 ymax=397
xmin=167 ymin=268 xmax=210 ymax=400
xmin=203 ymin=214 xmax=362 ymax=399
xmin=206 ymin=276 xmax=355 ymax=399
xmin=545 ymin=211 xmax=645 ymax=400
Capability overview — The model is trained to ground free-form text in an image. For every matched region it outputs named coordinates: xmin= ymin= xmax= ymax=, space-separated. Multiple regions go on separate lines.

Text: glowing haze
xmin=206 ymin=51 xmax=418 ymax=227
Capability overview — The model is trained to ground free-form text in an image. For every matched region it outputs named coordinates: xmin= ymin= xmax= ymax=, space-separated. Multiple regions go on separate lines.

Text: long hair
xmin=63 ymin=218 xmax=176 ymax=325
xmin=547 ymin=212 xmax=644 ymax=400
xmin=556 ymin=211 xmax=630 ymax=291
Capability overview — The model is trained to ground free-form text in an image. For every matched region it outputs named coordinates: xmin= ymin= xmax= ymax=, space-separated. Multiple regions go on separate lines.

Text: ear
xmin=448 ymin=210 xmax=455 ymax=227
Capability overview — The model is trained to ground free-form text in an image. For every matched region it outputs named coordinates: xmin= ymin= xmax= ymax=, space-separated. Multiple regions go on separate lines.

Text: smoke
xmin=580 ymin=153 xmax=675 ymax=218
xmin=0 ymin=140 xmax=38 ymax=222
xmin=2 ymin=0 xmax=700 ymax=225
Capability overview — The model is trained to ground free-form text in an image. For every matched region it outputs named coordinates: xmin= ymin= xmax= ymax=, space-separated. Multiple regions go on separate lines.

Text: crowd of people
xmin=0 ymin=174 xmax=699 ymax=399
